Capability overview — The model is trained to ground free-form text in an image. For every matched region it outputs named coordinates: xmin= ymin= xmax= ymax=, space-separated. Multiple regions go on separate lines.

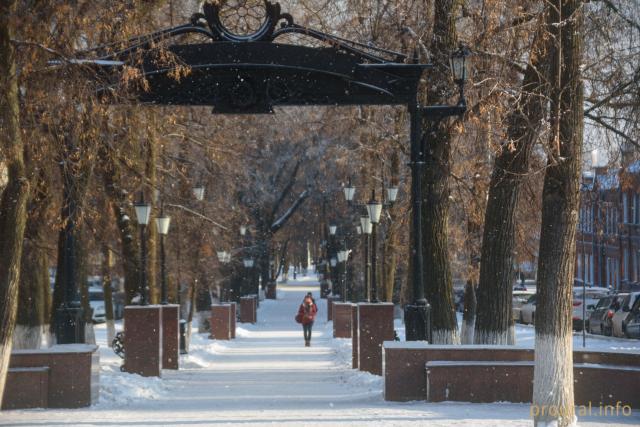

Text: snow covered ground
xmin=2 ymin=275 xmax=639 ymax=426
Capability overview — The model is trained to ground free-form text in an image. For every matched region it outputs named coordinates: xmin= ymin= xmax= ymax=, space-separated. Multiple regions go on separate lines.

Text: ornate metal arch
xmin=62 ymin=0 xmax=431 ymax=113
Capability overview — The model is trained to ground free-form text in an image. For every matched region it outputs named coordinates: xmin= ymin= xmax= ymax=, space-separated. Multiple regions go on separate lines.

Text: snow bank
xmin=97 ymin=365 xmax=168 ymax=408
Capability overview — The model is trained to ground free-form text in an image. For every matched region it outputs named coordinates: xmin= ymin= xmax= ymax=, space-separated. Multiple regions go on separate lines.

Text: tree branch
xmin=270 ymin=189 xmax=309 ymax=234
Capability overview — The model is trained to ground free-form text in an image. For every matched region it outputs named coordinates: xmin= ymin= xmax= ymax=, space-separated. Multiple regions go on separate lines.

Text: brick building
xmin=576 ymin=160 xmax=640 ymax=291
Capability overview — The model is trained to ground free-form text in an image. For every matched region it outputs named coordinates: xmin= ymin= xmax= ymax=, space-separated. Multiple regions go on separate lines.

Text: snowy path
xmin=2 ymin=276 xmax=639 ymax=426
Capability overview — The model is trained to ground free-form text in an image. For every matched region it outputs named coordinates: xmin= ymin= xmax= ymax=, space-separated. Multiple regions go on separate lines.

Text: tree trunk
xmin=533 ymin=1 xmax=583 ymax=425
xmin=0 ymin=0 xmax=30 ymax=404
xmin=15 ymin=195 xmax=51 ymax=349
xmin=421 ymin=0 xmax=461 ymax=344
xmin=102 ymin=245 xmax=116 ymax=344
xmin=101 ymin=149 xmax=140 ymax=305
xmin=460 ymin=280 xmax=476 ymax=344
xmin=474 ymin=21 xmax=549 ymax=345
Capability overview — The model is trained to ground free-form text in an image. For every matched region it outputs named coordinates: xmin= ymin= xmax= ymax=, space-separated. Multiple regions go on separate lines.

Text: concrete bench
xmin=1 ymin=367 xmax=49 ymax=409
xmin=383 ymin=343 xmax=533 ymax=401
xmin=6 ymin=344 xmax=99 ymax=408
xmin=383 ymin=343 xmax=640 ymax=404
xmin=425 ymin=360 xmax=640 ymax=408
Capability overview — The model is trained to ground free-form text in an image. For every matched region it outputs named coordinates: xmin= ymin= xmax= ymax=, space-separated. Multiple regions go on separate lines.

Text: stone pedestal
xmin=229 ymin=302 xmax=237 ymax=339
xmin=124 ymin=305 xmax=162 ymax=377
xmin=358 ymin=303 xmax=394 ymax=376
xmin=266 ymin=283 xmax=277 ymax=299
xmin=351 ymin=304 xmax=359 ymax=369
xmin=210 ymin=304 xmax=232 ymax=340
xmin=161 ymin=305 xmax=179 ymax=370
xmin=327 ymin=296 xmax=340 ymax=322
xmin=240 ymin=296 xmax=257 ymax=323
xmin=333 ymin=303 xmax=352 ymax=338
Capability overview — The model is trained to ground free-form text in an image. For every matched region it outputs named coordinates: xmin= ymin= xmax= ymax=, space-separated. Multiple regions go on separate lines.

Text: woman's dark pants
xmin=303 ymin=322 xmax=313 ymax=342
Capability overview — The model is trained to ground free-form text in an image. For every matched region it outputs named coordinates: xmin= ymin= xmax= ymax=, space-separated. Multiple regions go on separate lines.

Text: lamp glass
xmin=330 ymin=258 xmax=337 ymax=267
xmin=343 ymin=186 xmax=356 ymax=202
xmin=193 ymin=186 xmax=205 ymax=201
xmin=356 ymin=225 xmax=362 ymax=235
xmin=155 ymin=216 xmax=171 ymax=235
xmin=367 ymin=199 xmax=383 ymax=224
xmin=243 ymin=258 xmax=254 ymax=268
xmin=386 ymin=187 xmax=399 ymax=203
xmin=217 ymin=251 xmax=229 ymax=263
xmin=240 ymin=225 xmax=247 ymax=236
xmin=134 ymin=203 xmax=151 ymax=225
xmin=329 ymin=225 xmax=337 ymax=235
xmin=360 ymin=216 xmax=372 ymax=234
xmin=450 ymin=46 xmax=469 ymax=82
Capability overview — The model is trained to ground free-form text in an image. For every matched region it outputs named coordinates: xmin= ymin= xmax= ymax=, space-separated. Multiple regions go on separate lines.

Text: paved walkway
xmin=3 ymin=277 xmax=637 ymax=426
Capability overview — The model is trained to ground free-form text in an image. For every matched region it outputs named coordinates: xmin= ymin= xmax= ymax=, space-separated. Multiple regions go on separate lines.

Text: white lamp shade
xmin=330 ymin=258 xmax=337 ymax=267
xmin=343 ymin=186 xmax=356 ymax=202
xmin=243 ymin=258 xmax=254 ymax=268
xmin=155 ymin=216 xmax=171 ymax=235
xmin=134 ymin=203 xmax=151 ymax=225
xmin=386 ymin=187 xmax=399 ymax=203
xmin=329 ymin=225 xmax=337 ymax=235
xmin=338 ymin=250 xmax=349 ymax=262
xmin=240 ymin=225 xmax=247 ymax=236
xmin=217 ymin=251 xmax=230 ymax=263
xmin=360 ymin=216 xmax=372 ymax=234
xmin=193 ymin=186 xmax=205 ymax=201
xmin=356 ymin=225 xmax=362 ymax=235
xmin=367 ymin=200 xmax=383 ymax=224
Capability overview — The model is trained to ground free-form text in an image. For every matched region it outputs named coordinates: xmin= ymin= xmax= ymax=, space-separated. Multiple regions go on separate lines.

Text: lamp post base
xmin=404 ymin=304 xmax=431 ymax=342
xmin=54 ymin=306 xmax=85 ymax=344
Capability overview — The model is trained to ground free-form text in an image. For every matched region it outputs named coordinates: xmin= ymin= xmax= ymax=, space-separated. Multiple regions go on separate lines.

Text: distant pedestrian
xmin=296 ymin=294 xmax=317 ymax=347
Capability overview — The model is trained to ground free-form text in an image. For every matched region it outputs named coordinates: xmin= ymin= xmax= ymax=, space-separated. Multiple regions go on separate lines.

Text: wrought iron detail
xmin=198 ymin=0 xmax=290 ymax=42
xmin=112 ymin=331 xmax=125 ymax=359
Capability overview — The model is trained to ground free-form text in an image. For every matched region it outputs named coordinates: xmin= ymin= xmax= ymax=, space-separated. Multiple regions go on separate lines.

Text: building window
xmin=623 ymin=193 xmax=629 ymax=223
xmin=623 ymin=248 xmax=629 ymax=281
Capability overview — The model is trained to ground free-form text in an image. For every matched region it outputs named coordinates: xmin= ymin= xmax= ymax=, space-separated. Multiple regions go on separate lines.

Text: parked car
xmin=588 ymin=294 xmax=625 ymax=336
xmin=519 ymin=295 xmax=537 ymax=325
xmin=611 ymin=292 xmax=640 ymax=337
xmin=572 ymin=287 xmax=611 ymax=331
xmin=88 ymin=288 xmax=107 ymax=323
xmin=512 ymin=291 xmax=534 ymax=321
xmin=625 ymin=297 xmax=640 ymax=339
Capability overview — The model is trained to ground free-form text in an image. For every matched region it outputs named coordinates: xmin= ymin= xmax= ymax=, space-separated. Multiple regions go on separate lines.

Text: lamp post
xmin=360 ymin=216 xmax=372 ymax=301
xmin=217 ymin=250 xmax=231 ymax=301
xmin=337 ymin=247 xmax=349 ymax=302
xmin=243 ymin=257 xmax=257 ymax=296
xmin=405 ymin=46 xmax=469 ymax=342
xmin=134 ymin=192 xmax=152 ymax=306
xmin=155 ymin=205 xmax=171 ymax=305
xmin=366 ymin=190 xmax=382 ymax=302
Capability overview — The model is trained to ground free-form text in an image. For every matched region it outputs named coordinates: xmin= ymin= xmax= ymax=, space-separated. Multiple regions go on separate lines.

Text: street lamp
xmin=337 ymin=248 xmax=349 ymax=302
xmin=192 ymin=185 xmax=205 ymax=201
xmin=155 ymin=206 xmax=171 ymax=305
xmin=217 ymin=250 xmax=231 ymax=264
xmin=240 ymin=225 xmax=247 ymax=236
xmin=329 ymin=224 xmax=337 ymax=236
xmin=405 ymin=46 xmax=470 ymax=342
xmin=367 ymin=190 xmax=382 ymax=302
xmin=450 ymin=45 xmax=470 ymax=102
xmin=360 ymin=216 xmax=372 ymax=301
xmin=386 ymin=186 xmax=399 ymax=204
xmin=343 ymin=178 xmax=356 ymax=203
xmin=134 ymin=193 xmax=151 ymax=305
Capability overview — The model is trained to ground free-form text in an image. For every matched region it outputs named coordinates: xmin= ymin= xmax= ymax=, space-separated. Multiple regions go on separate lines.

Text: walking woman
xmin=297 ymin=294 xmax=318 ymax=347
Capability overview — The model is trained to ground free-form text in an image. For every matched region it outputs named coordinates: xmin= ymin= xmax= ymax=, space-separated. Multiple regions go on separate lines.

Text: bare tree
xmin=532 ymin=0 xmax=584 ymax=425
